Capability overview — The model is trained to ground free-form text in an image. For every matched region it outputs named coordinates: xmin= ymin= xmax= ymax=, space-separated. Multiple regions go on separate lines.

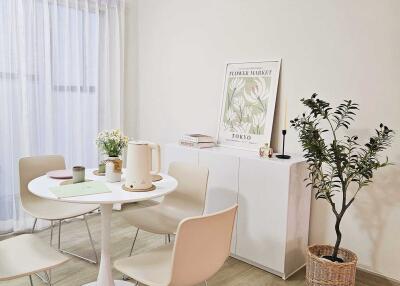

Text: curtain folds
xmin=0 ymin=0 xmax=125 ymax=234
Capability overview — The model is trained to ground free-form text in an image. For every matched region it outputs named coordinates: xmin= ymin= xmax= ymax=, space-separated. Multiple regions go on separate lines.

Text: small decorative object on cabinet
xmin=96 ymin=129 xmax=128 ymax=182
xmin=163 ymin=143 xmax=311 ymax=279
xmin=181 ymin=133 xmax=215 ymax=143
xmin=180 ymin=133 xmax=216 ymax=148
xmin=275 ymin=129 xmax=291 ymax=159
xmin=258 ymin=143 xmax=269 ymax=158
xmin=179 ymin=140 xmax=216 ymax=149
xmin=268 ymin=147 xmax=273 ymax=158
xmin=276 ymin=98 xmax=291 ymax=159
xmin=291 ymin=93 xmax=394 ymax=286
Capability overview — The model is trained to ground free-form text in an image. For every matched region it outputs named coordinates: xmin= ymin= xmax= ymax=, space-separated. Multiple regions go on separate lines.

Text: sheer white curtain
xmin=0 ymin=0 xmax=125 ymax=234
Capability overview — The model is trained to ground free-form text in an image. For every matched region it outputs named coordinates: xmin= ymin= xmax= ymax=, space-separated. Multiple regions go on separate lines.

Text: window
xmin=0 ymin=0 xmax=124 ymax=234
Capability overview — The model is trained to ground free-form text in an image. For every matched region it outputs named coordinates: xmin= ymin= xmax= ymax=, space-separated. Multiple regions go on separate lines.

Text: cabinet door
xmin=162 ymin=144 xmax=199 ymax=172
xmin=284 ymin=162 xmax=311 ymax=276
xmin=199 ymin=150 xmax=239 ymax=253
xmin=236 ymin=158 xmax=290 ymax=273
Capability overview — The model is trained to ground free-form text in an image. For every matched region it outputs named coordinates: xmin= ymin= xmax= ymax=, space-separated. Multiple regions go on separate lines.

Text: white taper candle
xmin=284 ymin=98 xmax=288 ymax=130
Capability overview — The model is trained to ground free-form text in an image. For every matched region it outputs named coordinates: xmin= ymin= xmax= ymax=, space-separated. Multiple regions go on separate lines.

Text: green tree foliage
xmin=291 ymin=93 xmax=394 ymax=261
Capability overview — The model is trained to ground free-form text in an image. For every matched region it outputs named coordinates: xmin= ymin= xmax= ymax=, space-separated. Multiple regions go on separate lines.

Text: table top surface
xmin=28 ymin=169 xmax=178 ymax=204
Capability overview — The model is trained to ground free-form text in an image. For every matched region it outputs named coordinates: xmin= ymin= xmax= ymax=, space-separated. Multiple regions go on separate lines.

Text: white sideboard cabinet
xmin=163 ymin=143 xmax=311 ymax=279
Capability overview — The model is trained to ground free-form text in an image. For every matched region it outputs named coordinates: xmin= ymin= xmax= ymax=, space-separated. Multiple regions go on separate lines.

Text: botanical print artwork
xmin=218 ymin=60 xmax=281 ymax=150
xmin=223 ymin=77 xmax=271 ymax=135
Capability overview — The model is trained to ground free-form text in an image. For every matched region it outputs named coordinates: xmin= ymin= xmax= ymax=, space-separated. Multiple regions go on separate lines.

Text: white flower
xmin=229 ymin=77 xmax=245 ymax=92
xmin=233 ymin=96 xmax=246 ymax=110
xmin=244 ymin=78 xmax=269 ymax=108
xmin=96 ymin=129 xmax=128 ymax=157
xmin=253 ymin=113 xmax=266 ymax=126
xmin=238 ymin=122 xmax=251 ymax=133
xmin=224 ymin=108 xmax=237 ymax=131
xmin=226 ymin=108 xmax=236 ymax=122
xmin=243 ymin=105 xmax=252 ymax=119
xmin=252 ymin=113 xmax=266 ymax=134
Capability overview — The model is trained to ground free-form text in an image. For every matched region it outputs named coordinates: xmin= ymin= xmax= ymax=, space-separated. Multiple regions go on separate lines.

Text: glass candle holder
xmin=98 ymin=162 xmax=106 ymax=174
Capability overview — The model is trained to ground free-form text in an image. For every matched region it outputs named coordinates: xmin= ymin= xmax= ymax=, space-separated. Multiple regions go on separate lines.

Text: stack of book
xmin=179 ymin=134 xmax=216 ymax=148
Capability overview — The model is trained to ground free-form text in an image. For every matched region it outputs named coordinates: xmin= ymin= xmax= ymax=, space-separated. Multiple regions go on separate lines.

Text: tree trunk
xmin=332 ymin=215 xmax=342 ymax=259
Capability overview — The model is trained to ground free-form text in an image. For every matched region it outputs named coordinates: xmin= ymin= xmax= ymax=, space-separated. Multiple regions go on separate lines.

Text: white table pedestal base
xmin=83 ymin=280 xmax=134 ymax=286
xmin=84 ymin=204 xmax=134 ymax=286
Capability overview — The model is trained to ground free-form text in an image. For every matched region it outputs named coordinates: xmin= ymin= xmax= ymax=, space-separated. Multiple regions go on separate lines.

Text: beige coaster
xmin=122 ymin=184 xmax=156 ymax=192
xmin=152 ymin=174 xmax=163 ymax=182
xmin=60 ymin=179 xmax=93 ymax=186
xmin=93 ymin=170 xmax=105 ymax=176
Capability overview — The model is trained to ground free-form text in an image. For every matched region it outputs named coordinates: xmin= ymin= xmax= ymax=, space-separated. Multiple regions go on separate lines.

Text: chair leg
xmin=123 ymin=228 xmax=140 ymax=281
xmin=205 ymin=281 xmax=208 ymax=286
xmin=29 ymin=275 xmax=34 ymax=286
xmin=84 ymin=214 xmax=99 ymax=263
xmin=57 ymin=217 xmax=98 ymax=264
xmin=129 ymin=228 xmax=140 ymax=256
xmin=31 ymin=218 xmax=37 ymax=233
xmin=167 ymin=234 xmax=171 ymax=243
xmin=50 ymin=220 xmax=54 ymax=246
xmin=34 ymin=273 xmax=45 ymax=284
xmin=58 ymin=220 xmax=62 ymax=249
xmin=44 ymin=270 xmax=52 ymax=286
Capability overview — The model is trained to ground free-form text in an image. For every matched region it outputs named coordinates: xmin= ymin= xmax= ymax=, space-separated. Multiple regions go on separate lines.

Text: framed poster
xmin=217 ymin=60 xmax=281 ymax=150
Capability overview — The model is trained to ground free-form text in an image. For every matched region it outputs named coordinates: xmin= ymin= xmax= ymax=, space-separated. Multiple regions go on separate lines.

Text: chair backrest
xmin=162 ymin=162 xmax=209 ymax=215
xmin=168 ymin=205 xmax=238 ymax=286
xmin=19 ymin=155 xmax=65 ymax=204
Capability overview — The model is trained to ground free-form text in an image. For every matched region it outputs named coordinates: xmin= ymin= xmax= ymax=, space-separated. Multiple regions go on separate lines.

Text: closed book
xmin=179 ymin=140 xmax=216 ymax=149
xmin=181 ymin=134 xmax=214 ymax=143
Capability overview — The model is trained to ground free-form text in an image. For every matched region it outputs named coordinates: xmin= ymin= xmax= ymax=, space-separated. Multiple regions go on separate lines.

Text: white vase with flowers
xmin=96 ymin=129 xmax=129 ymax=182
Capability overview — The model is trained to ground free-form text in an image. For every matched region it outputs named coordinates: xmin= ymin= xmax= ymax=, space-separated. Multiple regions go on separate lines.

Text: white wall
xmin=124 ymin=0 xmax=400 ymax=281
xmin=124 ymin=0 xmax=138 ymax=138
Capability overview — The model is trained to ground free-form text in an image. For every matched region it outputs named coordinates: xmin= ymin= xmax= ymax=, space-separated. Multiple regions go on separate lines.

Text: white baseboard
xmin=357 ymin=264 xmax=400 ymax=285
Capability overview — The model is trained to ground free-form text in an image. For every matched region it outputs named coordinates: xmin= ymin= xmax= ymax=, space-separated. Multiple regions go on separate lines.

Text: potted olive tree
xmin=291 ymin=94 xmax=394 ymax=286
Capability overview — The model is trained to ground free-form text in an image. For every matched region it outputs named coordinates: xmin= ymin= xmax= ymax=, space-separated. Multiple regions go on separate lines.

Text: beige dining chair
xmin=19 ymin=155 xmax=99 ymax=264
xmin=122 ymin=162 xmax=209 ymax=257
xmin=114 ymin=205 xmax=238 ymax=286
xmin=0 ymin=234 xmax=69 ymax=286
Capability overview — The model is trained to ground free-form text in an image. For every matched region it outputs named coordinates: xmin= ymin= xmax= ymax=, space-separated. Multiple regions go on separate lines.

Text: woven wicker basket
xmin=306 ymin=245 xmax=358 ymax=286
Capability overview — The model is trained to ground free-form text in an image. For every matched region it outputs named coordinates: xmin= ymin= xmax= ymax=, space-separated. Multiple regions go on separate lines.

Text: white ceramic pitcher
xmin=125 ymin=141 xmax=161 ymax=190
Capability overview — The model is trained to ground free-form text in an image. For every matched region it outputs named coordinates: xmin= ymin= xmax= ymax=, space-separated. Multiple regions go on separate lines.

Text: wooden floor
xmin=1 ymin=203 xmax=398 ymax=286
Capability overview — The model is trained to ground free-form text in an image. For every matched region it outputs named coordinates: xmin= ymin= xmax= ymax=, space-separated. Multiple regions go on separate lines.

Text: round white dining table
xmin=28 ymin=169 xmax=178 ymax=286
